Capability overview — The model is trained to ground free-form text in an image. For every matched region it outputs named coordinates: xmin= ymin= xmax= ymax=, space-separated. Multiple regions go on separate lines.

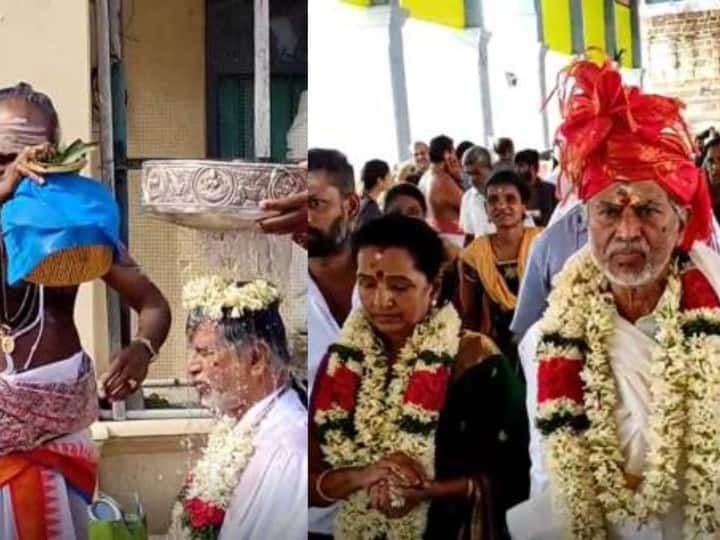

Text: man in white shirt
xmin=307 ymin=148 xmax=361 ymax=537
xmin=176 ymin=278 xmax=306 ymax=540
xmin=459 ymin=146 xmax=534 ymax=243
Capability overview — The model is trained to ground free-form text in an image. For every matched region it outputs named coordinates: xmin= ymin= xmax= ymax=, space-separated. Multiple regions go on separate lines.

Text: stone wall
xmin=642 ymin=8 xmax=720 ymax=131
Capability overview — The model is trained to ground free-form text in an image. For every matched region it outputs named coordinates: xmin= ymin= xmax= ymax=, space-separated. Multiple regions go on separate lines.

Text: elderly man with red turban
xmin=508 ymin=58 xmax=720 ymax=539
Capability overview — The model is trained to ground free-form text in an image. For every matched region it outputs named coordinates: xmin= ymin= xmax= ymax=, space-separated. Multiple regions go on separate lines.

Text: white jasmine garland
xmin=170 ymin=393 xmax=279 ymax=537
xmin=318 ymin=304 xmax=462 ymax=540
xmin=182 ymin=276 xmax=280 ymax=320
xmin=539 ymin=247 xmax=720 ymax=539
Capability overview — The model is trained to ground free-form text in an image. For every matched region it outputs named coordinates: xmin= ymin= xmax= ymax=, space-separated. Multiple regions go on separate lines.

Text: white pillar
xmin=254 ymin=0 xmax=271 ymax=159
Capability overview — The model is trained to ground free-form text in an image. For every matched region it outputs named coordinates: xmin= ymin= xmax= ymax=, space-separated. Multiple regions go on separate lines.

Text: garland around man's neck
xmin=536 ymin=246 xmax=720 ymax=539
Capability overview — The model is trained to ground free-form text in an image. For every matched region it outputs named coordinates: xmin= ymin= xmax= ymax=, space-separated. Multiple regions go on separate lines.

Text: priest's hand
xmin=98 ymin=341 xmax=152 ymax=401
xmin=256 ymin=190 xmax=308 ymax=246
xmin=0 ymin=143 xmax=54 ymax=202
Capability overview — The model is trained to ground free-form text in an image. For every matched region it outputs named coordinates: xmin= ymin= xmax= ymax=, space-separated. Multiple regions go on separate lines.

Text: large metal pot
xmin=141 ymin=160 xmax=305 ymax=230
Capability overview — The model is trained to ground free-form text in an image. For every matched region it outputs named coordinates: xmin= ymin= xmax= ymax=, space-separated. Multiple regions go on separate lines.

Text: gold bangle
xmin=316 ymin=470 xmax=336 ymax=503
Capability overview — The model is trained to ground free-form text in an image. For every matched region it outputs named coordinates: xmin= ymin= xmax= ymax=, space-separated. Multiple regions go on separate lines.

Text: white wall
xmin=309 ymin=0 xmax=642 ymax=174
xmin=309 ymin=0 xmax=557 ymax=173
xmin=402 ymin=20 xmax=484 ymax=153
xmin=309 ymin=0 xmax=397 ymax=175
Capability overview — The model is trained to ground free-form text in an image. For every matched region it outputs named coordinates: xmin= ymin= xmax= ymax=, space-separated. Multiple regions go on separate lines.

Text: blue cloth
xmin=510 ymin=204 xmax=588 ymax=340
xmin=1 ymin=174 xmax=121 ymax=286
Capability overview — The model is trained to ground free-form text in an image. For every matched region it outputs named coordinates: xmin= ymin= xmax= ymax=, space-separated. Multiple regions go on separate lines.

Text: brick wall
xmin=642 ymin=9 xmax=720 ymax=130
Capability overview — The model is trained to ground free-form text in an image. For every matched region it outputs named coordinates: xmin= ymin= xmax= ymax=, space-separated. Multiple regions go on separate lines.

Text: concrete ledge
xmin=91 ymin=418 xmax=213 ymax=455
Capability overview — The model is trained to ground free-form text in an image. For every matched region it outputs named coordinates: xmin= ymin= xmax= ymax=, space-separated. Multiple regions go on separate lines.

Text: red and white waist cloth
xmin=0 ymin=352 xmax=99 ymax=540
xmin=428 ymin=217 xmax=465 ymax=248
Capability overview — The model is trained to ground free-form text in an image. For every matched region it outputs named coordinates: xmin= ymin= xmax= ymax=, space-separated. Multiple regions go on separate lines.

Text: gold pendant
xmin=1 ymin=335 xmax=14 ymax=354
xmin=0 ymin=325 xmax=14 ymax=354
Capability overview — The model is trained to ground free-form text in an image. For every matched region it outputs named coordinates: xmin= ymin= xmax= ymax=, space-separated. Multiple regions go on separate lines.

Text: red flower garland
xmin=404 ymin=368 xmax=451 ymax=412
xmin=681 ymin=268 xmax=720 ymax=311
xmin=537 ymin=259 xmax=720 ymax=434
xmin=184 ymin=498 xmax=225 ymax=528
xmin=537 ymin=358 xmax=584 ymax=404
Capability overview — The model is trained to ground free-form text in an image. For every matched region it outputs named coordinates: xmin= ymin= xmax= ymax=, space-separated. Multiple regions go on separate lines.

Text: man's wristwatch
xmin=132 ymin=336 xmax=158 ymax=364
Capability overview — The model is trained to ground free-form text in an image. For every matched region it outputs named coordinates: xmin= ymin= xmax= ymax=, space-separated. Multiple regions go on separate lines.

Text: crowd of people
xmin=308 ymin=57 xmax=720 ymax=540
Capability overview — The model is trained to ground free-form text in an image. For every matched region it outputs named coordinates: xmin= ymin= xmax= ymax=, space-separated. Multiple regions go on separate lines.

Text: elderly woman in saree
xmin=309 ymin=214 xmax=530 ymax=540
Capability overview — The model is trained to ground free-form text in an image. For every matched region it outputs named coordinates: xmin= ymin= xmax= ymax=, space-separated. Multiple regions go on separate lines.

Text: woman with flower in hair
xmin=310 ymin=214 xmax=530 ymax=540
xmin=171 ymin=278 xmax=306 ymax=540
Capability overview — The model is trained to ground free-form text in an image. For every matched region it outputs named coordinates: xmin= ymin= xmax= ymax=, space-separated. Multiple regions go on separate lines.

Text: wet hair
xmin=361 ymin=159 xmax=390 ymax=192
xmin=186 ymin=296 xmax=290 ymax=371
xmin=352 ymin=213 xmax=444 ymax=286
xmin=429 ymin=135 xmax=454 ymax=164
xmin=462 ymin=145 xmax=491 ymax=168
xmin=494 ymin=137 xmax=514 ymax=157
xmin=455 ymin=141 xmax=474 ymax=163
xmin=384 ymin=182 xmax=427 ymax=216
xmin=0 ymin=82 xmax=60 ymax=143
xmin=515 ymin=148 xmax=540 ymax=169
xmin=308 ymin=148 xmax=356 ymax=196
xmin=485 ymin=169 xmax=531 ymax=203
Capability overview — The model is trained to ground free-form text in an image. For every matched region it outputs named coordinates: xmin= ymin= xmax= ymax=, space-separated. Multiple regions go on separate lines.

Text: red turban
xmin=555 ymin=58 xmax=712 ymax=251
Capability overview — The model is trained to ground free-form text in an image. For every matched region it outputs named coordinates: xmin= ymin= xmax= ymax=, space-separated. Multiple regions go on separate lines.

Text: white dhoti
xmin=509 ymin=243 xmax=720 ymax=539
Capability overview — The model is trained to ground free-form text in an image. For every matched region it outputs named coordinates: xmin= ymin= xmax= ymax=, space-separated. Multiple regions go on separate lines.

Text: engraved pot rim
xmin=140 ymin=159 xmax=306 ymax=232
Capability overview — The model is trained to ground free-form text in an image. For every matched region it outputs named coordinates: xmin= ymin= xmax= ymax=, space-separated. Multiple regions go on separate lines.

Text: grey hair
xmin=461 ymin=145 xmax=491 ymax=168
xmin=186 ymin=305 xmax=291 ymax=373
xmin=669 ymin=200 xmax=688 ymax=226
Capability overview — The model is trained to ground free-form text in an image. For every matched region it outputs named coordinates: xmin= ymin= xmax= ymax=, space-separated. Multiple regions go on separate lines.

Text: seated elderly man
xmin=509 ymin=59 xmax=720 ymax=539
xmin=171 ymin=277 xmax=306 ymax=540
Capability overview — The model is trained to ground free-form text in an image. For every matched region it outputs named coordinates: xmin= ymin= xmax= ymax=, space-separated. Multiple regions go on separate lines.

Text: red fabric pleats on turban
xmin=555 ymin=58 xmax=712 ymax=251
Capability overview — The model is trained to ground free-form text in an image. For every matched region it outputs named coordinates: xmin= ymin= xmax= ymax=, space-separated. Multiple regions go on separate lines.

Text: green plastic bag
xmin=88 ymin=514 xmax=148 ymax=540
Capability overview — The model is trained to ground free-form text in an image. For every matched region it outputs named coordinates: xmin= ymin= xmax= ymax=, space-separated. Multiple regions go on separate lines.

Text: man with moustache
xmin=508 ymin=58 xmax=720 ymax=540
xmin=411 ymin=140 xmax=430 ymax=176
xmin=307 ymin=148 xmax=360 ymax=539
xmin=176 ymin=278 xmax=306 ymax=539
